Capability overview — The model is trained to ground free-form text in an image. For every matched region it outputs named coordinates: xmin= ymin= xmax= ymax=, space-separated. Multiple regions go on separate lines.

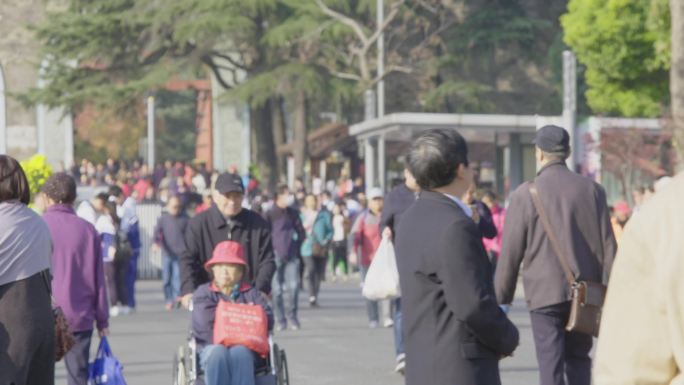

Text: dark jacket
xmin=473 ymin=199 xmax=497 ymax=240
xmin=495 ymin=161 xmax=616 ymax=310
xmin=379 ymin=183 xmax=417 ymax=236
xmin=395 ymin=191 xmax=519 ymax=385
xmin=264 ymin=206 xmax=305 ymax=261
xmin=154 ymin=212 xmax=189 ymax=257
xmin=191 ymin=282 xmax=274 ymax=351
xmin=180 ymin=205 xmax=276 ymax=295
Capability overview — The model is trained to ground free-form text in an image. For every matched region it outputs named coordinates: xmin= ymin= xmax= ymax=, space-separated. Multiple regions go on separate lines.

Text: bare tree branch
xmin=369 ymin=64 xmax=412 ymax=86
xmin=315 ymin=0 xmax=369 ymax=45
xmin=364 ymin=1 xmax=404 ymax=50
xmin=328 ymin=70 xmax=362 ymax=81
xmin=201 ymin=55 xmax=233 ymax=90
xmin=211 ymin=51 xmax=247 ymax=70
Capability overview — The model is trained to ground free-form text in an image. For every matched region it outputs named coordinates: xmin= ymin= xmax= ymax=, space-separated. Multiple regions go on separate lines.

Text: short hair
xmin=321 ymin=190 xmax=332 ymax=199
xmin=541 ymin=150 xmax=570 ymax=162
xmin=95 ymin=192 xmax=109 ymax=202
xmin=0 ymin=155 xmax=31 ymax=205
xmin=42 ymin=173 xmax=77 ymax=204
xmin=482 ymin=190 xmax=497 ymax=202
xmin=108 ymin=185 xmax=123 ymax=198
xmin=275 ymin=184 xmax=289 ymax=199
xmin=407 ymin=129 xmax=469 ymax=190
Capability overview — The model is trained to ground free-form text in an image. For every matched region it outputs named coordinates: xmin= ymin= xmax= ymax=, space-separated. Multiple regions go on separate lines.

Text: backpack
xmin=114 ymin=228 xmax=133 ymax=262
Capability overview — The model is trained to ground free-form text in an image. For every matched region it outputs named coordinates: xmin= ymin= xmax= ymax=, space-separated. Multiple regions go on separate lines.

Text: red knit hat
xmin=204 ymin=241 xmax=247 ymax=271
xmin=613 ymin=201 xmax=631 ymax=216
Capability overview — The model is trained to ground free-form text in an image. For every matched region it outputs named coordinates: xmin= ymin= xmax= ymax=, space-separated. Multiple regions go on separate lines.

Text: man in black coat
xmin=495 ymin=125 xmax=616 ymax=385
xmin=180 ymin=173 xmax=276 ymax=308
xmin=395 ymin=129 xmax=519 ymax=385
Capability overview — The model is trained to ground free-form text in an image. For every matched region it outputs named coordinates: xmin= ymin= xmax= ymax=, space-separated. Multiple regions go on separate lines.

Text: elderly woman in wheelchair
xmin=191 ymin=240 xmax=274 ymax=385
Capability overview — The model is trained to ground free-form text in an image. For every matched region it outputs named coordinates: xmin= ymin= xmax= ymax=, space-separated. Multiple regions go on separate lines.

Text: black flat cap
xmin=215 ymin=172 xmax=244 ymax=194
xmin=533 ymin=125 xmax=570 ymax=153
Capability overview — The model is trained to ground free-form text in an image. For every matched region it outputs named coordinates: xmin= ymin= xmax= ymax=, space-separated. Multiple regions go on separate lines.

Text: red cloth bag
xmin=213 ymin=300 xmax=270 ymax=358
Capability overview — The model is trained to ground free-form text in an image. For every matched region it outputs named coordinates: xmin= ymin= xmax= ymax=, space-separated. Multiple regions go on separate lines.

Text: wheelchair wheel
xmin=277 ymin=349 xmax=290 ymax=385
xmin=173 ymin=346 xmax=188 ymax=385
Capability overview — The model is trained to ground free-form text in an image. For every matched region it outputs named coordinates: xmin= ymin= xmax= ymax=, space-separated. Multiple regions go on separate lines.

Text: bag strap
xmin=97 ymin=336 xmax=113 ymax=358
xmin=529 ymin=182 xmax=576 ymax=286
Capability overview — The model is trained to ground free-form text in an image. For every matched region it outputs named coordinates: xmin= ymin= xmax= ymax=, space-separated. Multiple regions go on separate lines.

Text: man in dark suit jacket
xmin=396 ymin=129 xmax=519 ymax=385
xmin=495 ymin=125 xmax=616 ymax=385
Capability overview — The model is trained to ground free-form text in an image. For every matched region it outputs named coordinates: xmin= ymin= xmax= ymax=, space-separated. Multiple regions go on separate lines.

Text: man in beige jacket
xmin=594 ymin=173 xmax=684 ymax=384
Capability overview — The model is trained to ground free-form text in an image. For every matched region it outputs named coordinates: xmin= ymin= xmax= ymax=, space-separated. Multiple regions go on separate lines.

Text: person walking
xmin=379 ymin=167 xmax=420 ymax=374
xmin=593 ymin=173 xmax=683 ymax=384
xmin=109 ymin=185 xmax=141 ymax=311
xmin=153 ymin=195 xmax=189 ymax=310
xmin=330 ymin=202 xmax=350 ymax=281
xmin=0 ymin=155 xmax=55 ymax=385
xmin=300 ymin=194 xmax=333 ymax=308
xmin=481 ymin=190 xmax=506 ymax=272
xmin=42 ymin=173 xmax=110 ymax=385
xmin=96 ymin=198 xmax=131 ymax=316
xmin=264 ymin=185 xmax=306 ymax=330
xmin=395 ymin=129 xmax=519 ymax=385
xmin=180 ymin=172 xmax=276 ymax=308
xmin=351 ymin=187 xmax=389 ymax=328
xmin=609 ymin=200 xmax=631 ymax=244
xmin=495 ymin=125 xmax=616 ymax=385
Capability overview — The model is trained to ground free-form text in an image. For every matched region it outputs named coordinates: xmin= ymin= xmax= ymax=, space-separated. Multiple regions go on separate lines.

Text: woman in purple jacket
xmin=192 ymin=241 xmax=274 ymax=385
xmin=42 ymin=173 xmax=109 ymax=385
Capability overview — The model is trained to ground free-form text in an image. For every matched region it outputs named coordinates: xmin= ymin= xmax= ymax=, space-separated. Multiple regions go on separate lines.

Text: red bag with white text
xmin=213 ymin=300 xmax=270 ymax=358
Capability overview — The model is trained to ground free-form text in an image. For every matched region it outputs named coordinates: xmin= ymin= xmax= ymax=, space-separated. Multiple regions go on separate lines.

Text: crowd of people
xmin=2 ymin=123 xmax=682 ymax=385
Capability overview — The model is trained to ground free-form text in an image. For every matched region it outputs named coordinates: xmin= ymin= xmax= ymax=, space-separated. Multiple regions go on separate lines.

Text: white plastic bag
xmin=362 ymin=238 xmax=401 ymax=300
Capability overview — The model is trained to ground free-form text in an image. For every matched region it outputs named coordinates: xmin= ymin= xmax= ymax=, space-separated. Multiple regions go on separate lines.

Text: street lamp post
xmin=562 ymin=50 xmax=577 ymax=169
xmin=0 ymin=63 xmax=6 ymax=155
xmin=147 ymin=95 xmax=155 ymax=170
xmin=377 ymin=0 xmax=385 ymax=118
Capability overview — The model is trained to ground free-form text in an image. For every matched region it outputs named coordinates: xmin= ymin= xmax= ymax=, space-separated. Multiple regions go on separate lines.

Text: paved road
xmin=56 ymin=278 xmax=538 ymax=385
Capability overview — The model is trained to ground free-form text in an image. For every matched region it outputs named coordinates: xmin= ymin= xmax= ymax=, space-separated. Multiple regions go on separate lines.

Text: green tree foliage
xmin=19 ymin=155 xmax=53 ymax=199
xmin=155 ymin=90 xmax=197 ymax=162
xmin=562 ymin=0 xmax=671 ymax=117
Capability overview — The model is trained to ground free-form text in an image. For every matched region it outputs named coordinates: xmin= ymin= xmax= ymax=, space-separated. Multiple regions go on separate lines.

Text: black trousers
xmin=530 ymin=302 xmax=593 ymax=385
xmin=0 ymin=273 xmax=55 ymax=385
xmin=65 ymin=330 xmax=93 ymax=385
xmin=303 ymin=256 xmax=327 ymax=299
xmin=331 ymin=241 xmax=348 ymax=274
xmin=105 ymin=260 xmax=128 ymax=306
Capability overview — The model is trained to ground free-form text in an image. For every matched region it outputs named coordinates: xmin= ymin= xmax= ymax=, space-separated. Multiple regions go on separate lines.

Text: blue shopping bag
xmin=88 ymin=337 xmax=127 ymax=385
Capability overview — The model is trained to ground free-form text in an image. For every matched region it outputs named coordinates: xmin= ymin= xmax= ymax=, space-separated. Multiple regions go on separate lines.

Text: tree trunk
xmin=671 ymin=0 xmax=684 ymax=169
xmin=293 ymin=91 xmax=309 ymax=180
xmin=251 ymin=100 xmax=278 ymax=193
xmin=271 ymin=97 xmax=286 ymax=178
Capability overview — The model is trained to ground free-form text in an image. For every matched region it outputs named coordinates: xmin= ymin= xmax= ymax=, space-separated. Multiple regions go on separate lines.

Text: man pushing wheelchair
xmin=191 ymin=241 xmax=274 ymax=385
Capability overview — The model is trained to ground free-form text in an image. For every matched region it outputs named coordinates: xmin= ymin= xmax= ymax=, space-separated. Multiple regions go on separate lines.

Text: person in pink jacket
xmin=482 ymin=190 xmax=506 ymax=273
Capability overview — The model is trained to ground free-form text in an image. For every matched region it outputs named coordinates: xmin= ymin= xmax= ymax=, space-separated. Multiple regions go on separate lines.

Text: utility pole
xmin=562 ymin=50 xmax=577 ymax=170
xmin=147 ymin=95 xmax=155 ymax=169
xmin=0 ymin=63 xmax=6 ymax=155
xmin=377 ymin=0 xmax=385 ymax=118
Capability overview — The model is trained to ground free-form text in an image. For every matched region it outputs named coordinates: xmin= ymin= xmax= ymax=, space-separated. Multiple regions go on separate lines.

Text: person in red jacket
xmin=351 ymin=187 xmax=386 ymax=328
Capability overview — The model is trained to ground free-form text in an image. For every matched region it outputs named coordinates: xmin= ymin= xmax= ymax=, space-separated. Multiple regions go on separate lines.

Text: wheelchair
xmin=172 ymin=333 xmax=290 ymax=385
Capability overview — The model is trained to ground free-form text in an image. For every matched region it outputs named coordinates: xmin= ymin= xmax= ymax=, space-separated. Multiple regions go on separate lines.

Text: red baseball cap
xmin=204 ymin=241 xmax=247 ymax=271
